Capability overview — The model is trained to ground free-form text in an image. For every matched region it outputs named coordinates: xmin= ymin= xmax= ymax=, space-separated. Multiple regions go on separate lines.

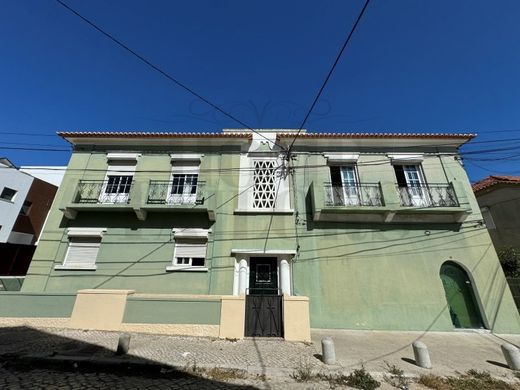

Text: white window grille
xmin=253 ymin=160 xmax=277 ymax=208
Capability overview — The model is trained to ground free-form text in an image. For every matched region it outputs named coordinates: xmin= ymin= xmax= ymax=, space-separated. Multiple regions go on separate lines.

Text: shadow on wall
xmin=0 ymin=326 xmax=258 ymax=389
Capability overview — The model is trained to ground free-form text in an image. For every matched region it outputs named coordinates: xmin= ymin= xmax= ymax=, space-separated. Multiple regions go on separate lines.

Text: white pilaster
xmin=238 ymin=259 xmax=248 ymax=295
xmin=233 ymin=261 xmax=239 ymax=296
xmin=280 ymin=259 xmax=291 ymax=295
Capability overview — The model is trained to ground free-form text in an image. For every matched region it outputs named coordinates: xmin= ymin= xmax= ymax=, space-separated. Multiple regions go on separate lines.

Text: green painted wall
xmin=0 ymin=292 xmax=75 ymax=317
xmin=21 ymin=139 xmax=520 ymax=333
xmin=123 ymin=297 xmax=221 ymax=324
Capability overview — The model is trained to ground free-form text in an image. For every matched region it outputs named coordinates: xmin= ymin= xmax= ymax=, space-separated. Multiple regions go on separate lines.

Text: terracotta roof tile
xmin=58 ymin=131 xmax=252 ymax=139
xmin=277 ymin=132 xmax=475 ymax=139
xmin=472 ymin=175 xmax=520 ymax=193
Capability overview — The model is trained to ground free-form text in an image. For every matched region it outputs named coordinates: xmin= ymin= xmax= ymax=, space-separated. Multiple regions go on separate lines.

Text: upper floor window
xmin=168 ymin=157 xmax=201 ymax=205
xmin=329 ymin=165 xmax=360 ymax=206
xmin=99 ymin=153 xmax=140 ymax=204
xmin=394 ymin=164 xmax=428 ymax=207
xmin=0 ymin=187 xmax=17 ymax=202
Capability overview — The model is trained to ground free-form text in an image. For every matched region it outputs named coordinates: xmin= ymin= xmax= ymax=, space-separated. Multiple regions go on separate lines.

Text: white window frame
xmin=100 ymin=155 xmax=140 ymax=204
xmin=0 ymin=187 xmax=17 ymax=202
xmin=394 ymin=163 xmax=429 ymax=207
xmin=166 ymin=228 xmax=209 ymax=272
xmin=168 ymin=156 xmax=201 ymax=205
xmin=55 ymin=228 xmax=106 ymax=271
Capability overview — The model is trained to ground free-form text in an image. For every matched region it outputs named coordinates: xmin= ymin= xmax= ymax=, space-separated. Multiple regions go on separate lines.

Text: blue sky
xmin=1 ymin=0 xmax=519 ymax=181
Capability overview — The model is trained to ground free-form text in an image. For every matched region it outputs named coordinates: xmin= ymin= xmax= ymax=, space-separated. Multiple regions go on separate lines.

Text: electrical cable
xmin=54 ymin=0 xmax=287 ymax=151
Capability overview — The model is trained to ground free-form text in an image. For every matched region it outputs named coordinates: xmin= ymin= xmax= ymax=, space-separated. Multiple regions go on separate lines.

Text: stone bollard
xmin=501 ymin=343 xmax=520 ymax=370
xmin=321 ymin=337 xmax=336 ymax=365
xmin=116 ymin=333 xmax=131 ymax=355
xmin=412 ymin=341 xmax=432 ymax=369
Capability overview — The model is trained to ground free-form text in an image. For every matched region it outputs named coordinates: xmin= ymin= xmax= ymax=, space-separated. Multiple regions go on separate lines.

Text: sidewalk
xmin=0 ymin=325 xmax=519 ymax=388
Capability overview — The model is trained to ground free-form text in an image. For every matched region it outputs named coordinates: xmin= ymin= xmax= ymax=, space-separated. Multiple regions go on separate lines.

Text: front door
xmin=440 ymin=262 xmax=485 ymax=329
xmin=245 ymin=257 xmax=283 ymax=337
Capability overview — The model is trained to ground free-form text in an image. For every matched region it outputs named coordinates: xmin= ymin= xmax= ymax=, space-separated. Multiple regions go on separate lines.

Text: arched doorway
xmin=440 ymin=261 xmax=485 ymax=329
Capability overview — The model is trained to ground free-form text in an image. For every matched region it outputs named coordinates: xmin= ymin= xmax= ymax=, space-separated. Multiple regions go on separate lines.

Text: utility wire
xmin=54 ymin=0 xmax=287 ymax=151
xmin=286 ymin=0 xmax=371 ymax=155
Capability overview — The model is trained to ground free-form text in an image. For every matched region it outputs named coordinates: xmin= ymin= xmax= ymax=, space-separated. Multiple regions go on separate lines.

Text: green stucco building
xmin=3 ymin=129 xmax=519 ymax=339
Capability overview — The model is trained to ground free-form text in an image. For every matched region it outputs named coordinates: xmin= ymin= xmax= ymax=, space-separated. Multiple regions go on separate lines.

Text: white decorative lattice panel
xmin=253 ymin=160 xmax=277 ymax=208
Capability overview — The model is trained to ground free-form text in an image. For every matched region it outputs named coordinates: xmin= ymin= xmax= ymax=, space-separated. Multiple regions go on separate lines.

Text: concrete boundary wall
xmin=0 ymin=292 xmax=76 ymax=318
xmin=0 ymin=290 xmax=312 ymax=342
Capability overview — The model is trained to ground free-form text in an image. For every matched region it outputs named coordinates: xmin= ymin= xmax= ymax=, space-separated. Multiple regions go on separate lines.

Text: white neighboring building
xmin=20 ymin=166 xmax=66 ymax=187
xmin=0 ymin=158 xmax=58 ymax=286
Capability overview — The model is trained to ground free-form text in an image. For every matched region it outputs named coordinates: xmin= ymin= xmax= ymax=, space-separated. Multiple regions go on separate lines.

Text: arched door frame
xmin=440 ymin=260 xmax=490 ymax=330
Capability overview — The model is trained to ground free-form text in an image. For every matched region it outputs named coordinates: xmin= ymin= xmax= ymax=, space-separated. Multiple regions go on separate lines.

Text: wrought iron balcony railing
xmin=324 ymin=182 xmax=384 ymax=207
xmin=147 ymin=180 xmax=205 ymax=205
xmin=396 ymin=182 xmax=459 ymax=207
xmin=74 ymin=179 xmax=133 ymax=204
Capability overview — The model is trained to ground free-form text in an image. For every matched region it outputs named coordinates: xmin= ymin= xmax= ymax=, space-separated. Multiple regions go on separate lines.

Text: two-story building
xmin=4 ymin=129 xmax=518 ymax=340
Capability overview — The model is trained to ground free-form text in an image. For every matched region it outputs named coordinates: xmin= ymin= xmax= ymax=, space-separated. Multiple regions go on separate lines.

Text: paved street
xmin=1 ymin=325 xmax=520 ymax=389
xmin=0 ymin=362 xmax=257 ymax=390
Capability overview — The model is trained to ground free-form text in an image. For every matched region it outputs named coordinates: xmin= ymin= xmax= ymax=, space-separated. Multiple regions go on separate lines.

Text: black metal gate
xmin=245 ymin=257 xmax=283 ymax=337
xmin=245 ymin=294 xmax=283 ymax=337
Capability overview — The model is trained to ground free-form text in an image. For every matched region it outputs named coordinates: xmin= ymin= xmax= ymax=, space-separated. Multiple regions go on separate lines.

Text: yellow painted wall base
xmin=69 ymin=289 xmax=135 ymax=331
xmin=283 ymin=295 xmax=311 ymax=342
xmin=219 ymin=294 xmax=245 ymax=339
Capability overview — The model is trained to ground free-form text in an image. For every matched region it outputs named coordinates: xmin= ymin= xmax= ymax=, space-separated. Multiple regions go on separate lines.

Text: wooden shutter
xmin=64 ymin=237 xmax=101 ymax=267
xmin=175 ymin=242 xmax=207 ymax=258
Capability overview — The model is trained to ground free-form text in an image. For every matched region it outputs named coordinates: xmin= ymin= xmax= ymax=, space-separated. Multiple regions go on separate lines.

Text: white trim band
xmin=106 ymin=153 xmax=141 ymax=161
xmin=387 ymin=153 xmax=424 ymax=163
xmin=67 ymin=228 xmax=107 ymax=238
xmin=172 ymin=228 xmax=210 ymax=239
xmin=324 ymin=153 xmax=359 ymax=164
xmin=170 ymin=154 xmax=204 ymax=162
xmin=231 ymin=249 xmax=297 ymax=255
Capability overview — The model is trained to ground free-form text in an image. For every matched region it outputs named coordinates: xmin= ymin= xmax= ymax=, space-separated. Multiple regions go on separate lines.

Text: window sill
xmin=54 ymin=265 xmax=97 ymax=271
xmin=165 ymin=266 xmax=208 ymax=272
xmin=234 ymin=208 xmax=294 ymax=215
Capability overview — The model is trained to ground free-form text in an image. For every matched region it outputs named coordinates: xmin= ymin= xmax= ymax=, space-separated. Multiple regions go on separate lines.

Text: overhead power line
xmin=54 ymin=0 xmax=286 ymax=151
xmin=287 ymin=0 xmax=372 ymax=155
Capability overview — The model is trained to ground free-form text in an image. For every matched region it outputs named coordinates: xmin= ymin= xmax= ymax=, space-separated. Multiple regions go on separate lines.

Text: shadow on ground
xmin=0 ymin=326 xmax=260 ymax=389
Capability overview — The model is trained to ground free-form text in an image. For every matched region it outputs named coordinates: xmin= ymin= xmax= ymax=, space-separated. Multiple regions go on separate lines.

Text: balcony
xmin=74 ymin=180 xmax=132 ymax=204
xmin=139 ymin=180 xmax=215 ymax=221
xmin=324 ymin=182 xmax=384 ymax=207
xmin=147 ymin=180 xmax=205 ymax=205
xmin=311 ymin=180 xmax=471 ymax=224
xmin=61 ymin=178 xmax=215 ymax=221
xmin=61 ymin=180 xmax=135 ymax=219
xmin=396 ymin=183 xmax=459 ymax=208
xmin=312 ymin=181 xmax=388 ymax=222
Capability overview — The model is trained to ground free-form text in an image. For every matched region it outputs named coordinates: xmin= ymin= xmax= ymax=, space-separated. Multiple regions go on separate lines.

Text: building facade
xmin=0 ymin=158 xmax=58 ymax=290
xmin=473 ymin=175 xmax=520 ymax=251
xmin=6 ymin=130 xmax=519 ymax=338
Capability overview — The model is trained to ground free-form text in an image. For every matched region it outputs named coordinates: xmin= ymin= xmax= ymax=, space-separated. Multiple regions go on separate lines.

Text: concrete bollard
xmin=412 ymin=341 xmax=432 ymax=369
xmin=321 ymin=337 xmax=336 ymax=365
xmin=501 ymin=343 xmax=520 ymax=370
xmin=116 ymin=333 xmax=131 ymax=355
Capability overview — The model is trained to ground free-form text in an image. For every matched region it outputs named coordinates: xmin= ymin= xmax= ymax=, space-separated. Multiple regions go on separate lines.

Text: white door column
xmin=238 ymin=259 xmax=248 ymax=295
xmin=280 ymin=259 xmax=291 ymax=295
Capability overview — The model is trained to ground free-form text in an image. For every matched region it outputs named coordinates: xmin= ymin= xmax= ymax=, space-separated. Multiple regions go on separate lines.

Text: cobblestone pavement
xmin=0 ymin=361 xmax=257 ymax=389
xmin=0 ymin=326 xmax=323 ymax=373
